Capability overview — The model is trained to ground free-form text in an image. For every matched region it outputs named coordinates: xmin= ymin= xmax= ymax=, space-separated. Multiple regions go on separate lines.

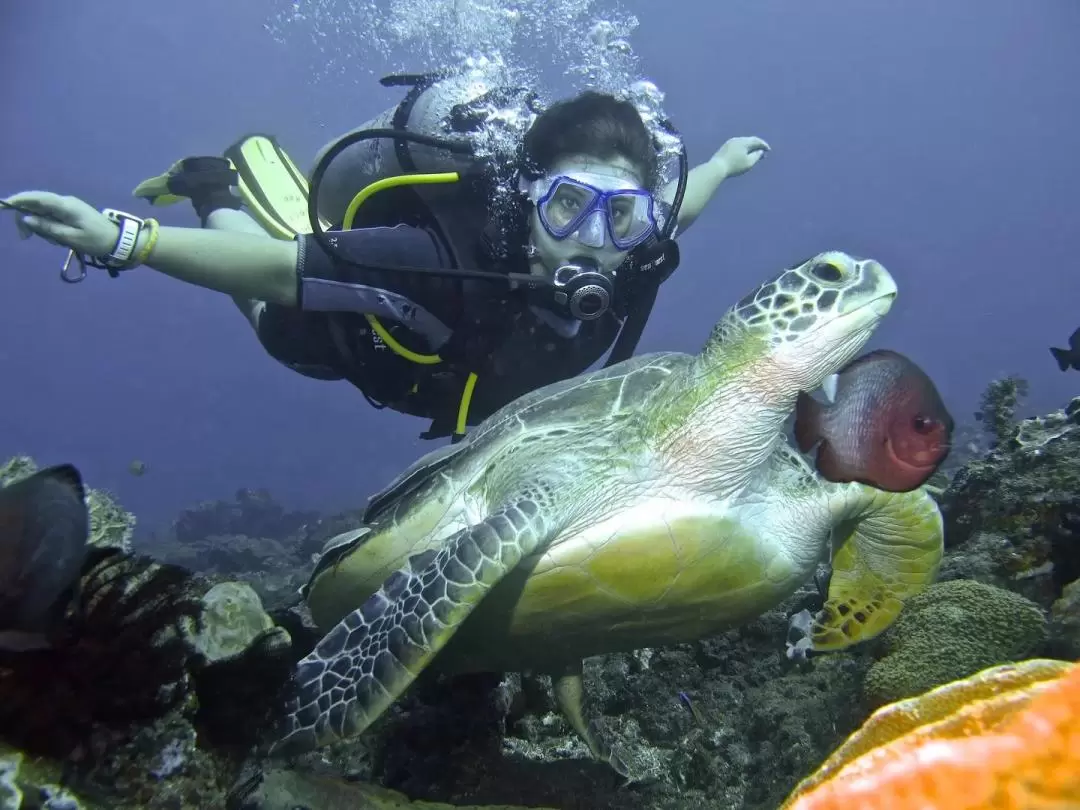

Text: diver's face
xmin=525 ymin=154 xmax=653 ymax=276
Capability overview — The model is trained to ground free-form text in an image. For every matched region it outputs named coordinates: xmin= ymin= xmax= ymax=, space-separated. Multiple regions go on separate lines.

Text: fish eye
xmin=913 ymin=415 xmax=935 ymax=434
xmin=808 ymin=262 xmax=844 ymax=283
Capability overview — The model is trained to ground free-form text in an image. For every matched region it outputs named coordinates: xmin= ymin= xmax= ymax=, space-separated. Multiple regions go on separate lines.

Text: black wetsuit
xmin=255 ymin=197 xmax=623 ymax=440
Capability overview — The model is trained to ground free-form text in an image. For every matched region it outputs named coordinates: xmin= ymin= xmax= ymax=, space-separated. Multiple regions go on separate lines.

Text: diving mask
xmin=529 ymin=171 xmax=658 ymax=252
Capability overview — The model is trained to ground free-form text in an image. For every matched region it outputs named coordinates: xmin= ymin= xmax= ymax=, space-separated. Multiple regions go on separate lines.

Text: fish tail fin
xmin=1050 ymin=346 xmax=1071 ymax=372
xmin=794 ymin=391 xmax=824 ymax=453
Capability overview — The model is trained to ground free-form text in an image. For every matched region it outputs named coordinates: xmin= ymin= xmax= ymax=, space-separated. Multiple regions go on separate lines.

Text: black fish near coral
xmin=793 ymin=349 xmax=953 ymax=492
xmin=0 ymin=464 xmax=89 ymax=651
xmin=0 ymin=462 xmax=210 ymax=760
xmin=1049 ymin=326 xmax=1080 ymax=372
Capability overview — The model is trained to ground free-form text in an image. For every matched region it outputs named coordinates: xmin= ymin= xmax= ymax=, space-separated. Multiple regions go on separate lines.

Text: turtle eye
xmin=809 ymin=261 xmax=844 ymax=283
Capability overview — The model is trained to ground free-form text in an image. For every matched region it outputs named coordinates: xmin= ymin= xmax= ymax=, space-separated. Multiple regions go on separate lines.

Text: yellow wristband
xmin=131 ymin=218 xmax=160 ymax=267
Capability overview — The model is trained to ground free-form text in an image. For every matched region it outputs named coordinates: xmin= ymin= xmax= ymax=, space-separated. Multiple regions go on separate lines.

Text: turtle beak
xmin=869 ymin=292 xmax=896 ymax=317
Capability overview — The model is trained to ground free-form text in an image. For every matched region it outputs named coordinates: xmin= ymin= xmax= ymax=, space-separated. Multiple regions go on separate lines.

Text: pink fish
xmin=793 ymin=350 xmax=953 ymax=492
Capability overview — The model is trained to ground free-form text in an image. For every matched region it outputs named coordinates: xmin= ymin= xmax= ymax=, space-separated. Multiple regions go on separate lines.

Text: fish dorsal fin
xmin=821 ymin=374 xmax=839 ymax=404
xmin=34 ymin=464 xmax=86 ymax=502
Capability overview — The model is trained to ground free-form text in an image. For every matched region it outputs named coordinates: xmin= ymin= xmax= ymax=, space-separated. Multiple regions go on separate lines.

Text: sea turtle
xmin=272 ymin=251 xmax=944 ymax=772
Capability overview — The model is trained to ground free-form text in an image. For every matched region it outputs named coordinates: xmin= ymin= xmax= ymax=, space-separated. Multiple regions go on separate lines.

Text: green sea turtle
xmin=272 ymin=251 xmax=944 ymax=772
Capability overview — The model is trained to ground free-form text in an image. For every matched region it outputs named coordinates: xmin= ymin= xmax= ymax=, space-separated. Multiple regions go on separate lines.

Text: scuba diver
xmin=4 ymin=71 xmax=769 ymax=442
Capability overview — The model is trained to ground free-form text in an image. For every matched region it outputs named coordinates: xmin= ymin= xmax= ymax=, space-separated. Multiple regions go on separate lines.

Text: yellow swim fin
xmin=131 ymin=136 xmax=332 ymax=242
xmin=224 ymin=134 xmax=331 ymax=241
xmin=132 ymin=157 xmax=234 ymax=208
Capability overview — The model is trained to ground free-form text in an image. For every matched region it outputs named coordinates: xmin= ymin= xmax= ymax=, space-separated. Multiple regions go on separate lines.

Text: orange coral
xmin=780 ymin=659 xmax=1080 ymax=810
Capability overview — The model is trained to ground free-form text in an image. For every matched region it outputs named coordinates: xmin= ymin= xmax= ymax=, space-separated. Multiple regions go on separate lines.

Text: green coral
xmin=863 ymin=579 xmax=1047 ymax=706
xmin=0 ymin=455 xmax=134 ymax=552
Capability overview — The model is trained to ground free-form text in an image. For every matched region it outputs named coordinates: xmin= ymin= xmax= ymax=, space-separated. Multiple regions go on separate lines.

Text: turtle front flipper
xmin=789 ymin=484 xmax=943 ymax=656
xmin=271 ymin=497 xmax=552 ymax=755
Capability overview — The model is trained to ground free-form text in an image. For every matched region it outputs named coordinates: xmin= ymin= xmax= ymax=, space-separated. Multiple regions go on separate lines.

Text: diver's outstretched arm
xmin=5 ymin=191 xmax=300 ymax=304
xmin=662 ymin=136 xmax=770 ymax=234
xmin=4 ymin=191 xmax=452 ymax=326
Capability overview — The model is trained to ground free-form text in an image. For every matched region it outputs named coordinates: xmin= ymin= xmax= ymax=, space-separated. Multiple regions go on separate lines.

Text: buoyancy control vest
xmin=305 ymin=68 xmax=688 ymax=441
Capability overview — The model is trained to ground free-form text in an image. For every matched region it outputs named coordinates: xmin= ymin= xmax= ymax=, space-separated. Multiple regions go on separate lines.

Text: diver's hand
xmin=712 ymin=136 xmax=770 ymax=179
xmin=3 ymin=191 xmax=119 ymax=256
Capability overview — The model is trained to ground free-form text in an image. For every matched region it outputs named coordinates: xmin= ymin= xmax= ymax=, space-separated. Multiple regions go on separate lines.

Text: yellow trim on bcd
xmin=341 ymin=171 xmax=478 ymax=438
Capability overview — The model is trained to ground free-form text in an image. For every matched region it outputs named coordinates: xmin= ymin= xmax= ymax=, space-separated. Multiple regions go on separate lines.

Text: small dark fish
xmin=1049 ymin=327 xmax=1080 ymax=372
xmin=793 ymin=350 xmax=953 ymax=493
xmin=129 ymin=459 xmax=147 ymax=477
xmin=0 ymin=464 xmax=90 ymax=651
xmin=678 ymin=691 xmax=705 ymax=725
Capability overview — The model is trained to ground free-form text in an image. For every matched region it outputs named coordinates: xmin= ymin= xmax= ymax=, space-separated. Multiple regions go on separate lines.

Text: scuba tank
xmin=312 ymin=69 xmax=543 ymax=228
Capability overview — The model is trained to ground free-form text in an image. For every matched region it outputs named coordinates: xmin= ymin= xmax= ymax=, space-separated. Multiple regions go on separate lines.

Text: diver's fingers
xmin=17 ymin=214 xmax=82 ymax=248
xmin=3 ymin=191 xmax=71 ymax=218
xmin=747 ymin=137 xmax=771 ymax=153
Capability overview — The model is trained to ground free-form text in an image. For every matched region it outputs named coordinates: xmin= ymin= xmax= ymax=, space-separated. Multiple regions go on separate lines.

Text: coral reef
xmin=4 ymin=378 xmax=1080 ymax=810
xmin=0 ymin=550 xmax=206 ymax=761
xmin=142 ymin=490 xmax=363 ymax=610
xmin=941 ymin=393 xmax=1080 ymax=604
xmin=226 ymin=763 xmax=560 ymax=809
xmin=366 ymin=606 xmax=869 ymax=810
xmin=1049 ymin=578 xmax=1080 ymax=659
xmin=862 ymin=579 xmax=1047 ymax=706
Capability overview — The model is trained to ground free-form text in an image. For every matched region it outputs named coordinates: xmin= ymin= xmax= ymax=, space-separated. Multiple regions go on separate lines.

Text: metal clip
xmin=61 ymin=250 xmax=87 ymax=283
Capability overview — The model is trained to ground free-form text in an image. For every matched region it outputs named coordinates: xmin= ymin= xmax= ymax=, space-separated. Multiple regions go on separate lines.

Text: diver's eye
xmin=913 ymin=415 xmax=935 ymax=434
xmin=809 ymin=262 xmax=844 ymax=283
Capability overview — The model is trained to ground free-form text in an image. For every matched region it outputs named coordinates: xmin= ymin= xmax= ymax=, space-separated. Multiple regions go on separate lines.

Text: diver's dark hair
xmin=521 ymin=91 xmax=659 ymax=189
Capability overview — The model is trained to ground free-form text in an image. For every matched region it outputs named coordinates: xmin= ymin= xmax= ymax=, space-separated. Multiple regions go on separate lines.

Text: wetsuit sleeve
xmin=295 ymin=224 xmax=456 ymax=314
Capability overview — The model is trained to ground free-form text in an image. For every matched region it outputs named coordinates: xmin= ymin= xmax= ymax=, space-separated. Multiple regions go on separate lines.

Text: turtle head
xmin=708 ymin=251 xmax=898 ymax=393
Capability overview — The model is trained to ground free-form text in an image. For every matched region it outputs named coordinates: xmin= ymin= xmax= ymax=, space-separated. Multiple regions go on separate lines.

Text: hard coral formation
xmin=941 ymin=394 xmax=1080 ymax=604
xmin=375 ymin=608 xmax=869 ymax=810
xmin=863 ymin=579 xmax=1047 ymax=706
xmin=191 ymin=582 xmax=275 ymax=663
xmin=145 ymin=490 xmax=362 ymax=610
xmin=974 ymin=375 xmax=1029 ymax=447
xmin=226 ymin=764 xmax=559 ymax=809
xmin=1049 ymin=578 xmax=1080 ymax=659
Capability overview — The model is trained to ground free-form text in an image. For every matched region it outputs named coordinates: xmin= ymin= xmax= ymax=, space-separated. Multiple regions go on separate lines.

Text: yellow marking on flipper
xmin=812 ymin=486 xmax=943 ymax=650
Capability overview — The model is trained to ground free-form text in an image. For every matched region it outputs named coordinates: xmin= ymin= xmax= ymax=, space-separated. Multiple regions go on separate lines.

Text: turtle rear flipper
xmin=808 ymin=485 xmax=944 ymax=651
xmin=272 ymin=496 xmax=553 ymax=755
xmin=552 ymin=664 xmax=631 ymax=778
